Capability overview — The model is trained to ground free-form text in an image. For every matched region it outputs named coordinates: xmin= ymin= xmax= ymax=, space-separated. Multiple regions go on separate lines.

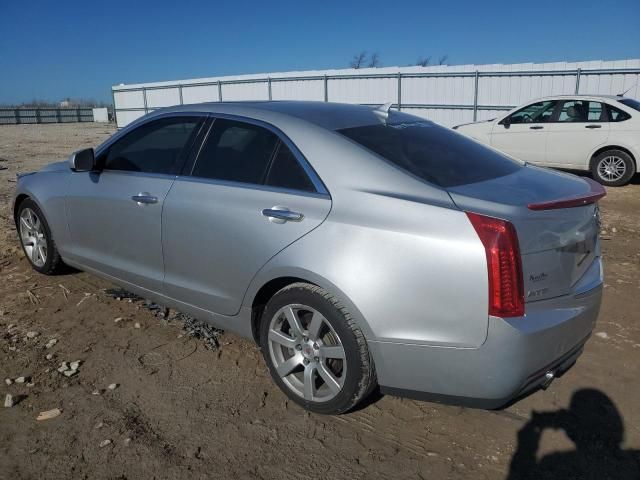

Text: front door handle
xmin=262 ymin=207 xmax=304 ymax=223
xmin=585 ymin=124 xmax=602 ymax=129
xmin=529 ymin=125 xmax=544 ymax=130
xmin=131 ymin=193 xmax=158 ymax=205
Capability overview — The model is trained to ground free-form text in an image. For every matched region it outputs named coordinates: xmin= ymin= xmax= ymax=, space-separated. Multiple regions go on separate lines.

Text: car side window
xmin=607 ymin=104 xmax=631 ymax=122
xmin=557 ymin=100 xmax=605 ymax=123
xmin=504 ymin=101 xmax=556 ymax=124
xmin=265 ymin=142 xmax=316 ymax=192
xmin=103 ymin=117 xmax=200 ymax=174
xmin=192 ymin=119 xmax=279 ymax=185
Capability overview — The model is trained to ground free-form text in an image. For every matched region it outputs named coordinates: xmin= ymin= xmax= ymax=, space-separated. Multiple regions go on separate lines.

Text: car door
xmin=162 ymin=116 xmax=331 ymax=315
xmin=65 ymin=115 xmax=204 ymax=292
xmin=490 ymin=100 xmax=557 ymax=164
xmin=544 ymin=100 xmax=610 ymax=168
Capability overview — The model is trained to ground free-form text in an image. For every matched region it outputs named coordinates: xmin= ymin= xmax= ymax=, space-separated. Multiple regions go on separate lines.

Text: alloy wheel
xmin=19 ymin=207 xmax=47 ymax=267
xmin=268 ymin=304 xmax=347 ymax=402
xmin=597 ymin=155 xmax=626 ymax=182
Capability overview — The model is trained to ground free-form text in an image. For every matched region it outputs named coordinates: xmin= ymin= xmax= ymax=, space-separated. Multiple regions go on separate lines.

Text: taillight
xmin=466 ymin=212 xmax=524 ymax=318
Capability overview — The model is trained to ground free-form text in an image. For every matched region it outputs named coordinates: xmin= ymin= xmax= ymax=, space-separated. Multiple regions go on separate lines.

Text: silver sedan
xmin=13 ymin=101 xmax=604 ymax=414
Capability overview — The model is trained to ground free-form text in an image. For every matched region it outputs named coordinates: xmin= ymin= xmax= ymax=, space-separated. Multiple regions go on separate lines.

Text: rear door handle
xmin=585 ymin=125 xmax=602 ymax=129
xmin=529 ymin=126 xmax=544 ymax=130
xmin=131 ymin=193 xmax=158 ymax=205
xmin=262 ymin=207 xmax=304 ymax=223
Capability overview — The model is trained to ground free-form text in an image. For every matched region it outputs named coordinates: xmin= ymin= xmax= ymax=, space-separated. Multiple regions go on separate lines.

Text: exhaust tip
xmin=541 ymin=371 xmax=555 ymax=389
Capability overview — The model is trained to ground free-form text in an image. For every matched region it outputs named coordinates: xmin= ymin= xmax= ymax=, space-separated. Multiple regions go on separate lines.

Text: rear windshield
xmin=337 ymin=121 xmax=522 ymax=188
xmin=619 ymin=98 xmax=640 ymax=112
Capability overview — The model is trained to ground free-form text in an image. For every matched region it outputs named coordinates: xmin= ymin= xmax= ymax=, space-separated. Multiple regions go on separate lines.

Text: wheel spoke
xmin=303 ymin=364 xmax=316 ymax=400
xmin=31 ymin=244 xmax=40 ymax=263
xmin=275 ymin=355 xmax=301 ymax=378
xmin=20 ymin=216 xmax=32 ymax=232
xmin=307 ymin=311 xmax=324 ymax=340
xmin=599 ymin=156 xmax=626 ymax=181
xmin=20 ymin=232 xmax=34 ymax=247
xmin=284 ymin=306 xmax=304 ymax=338
xmin=268 ymin=329 xmax=297 ymax=349
xmin=319 ymin=345 xmax=345 ymax=359
xmin=38 ymin=245 xmax=47 ymax=263
xmin=317 ymin=363 xmax=341 ymax=394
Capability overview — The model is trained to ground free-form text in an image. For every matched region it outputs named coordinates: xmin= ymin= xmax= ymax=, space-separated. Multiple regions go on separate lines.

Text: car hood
xmin=34 ymin=160 xmax=68 ymax=173
xmin=453 ymin=118 xmax=494 ymax=130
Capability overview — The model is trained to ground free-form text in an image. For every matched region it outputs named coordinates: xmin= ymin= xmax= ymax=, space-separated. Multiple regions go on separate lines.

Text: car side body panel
xmin=64 ymin=170 xmax=175 ymax=292
xmin=162 ymin=177 xmax=332 ymax=316
xmin=244 ymin=194 xmax=489 ymax=348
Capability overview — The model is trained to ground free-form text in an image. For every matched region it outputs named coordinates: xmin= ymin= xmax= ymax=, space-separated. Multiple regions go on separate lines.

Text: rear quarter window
xmin=337 ymin=121 xmax=523 ymax=188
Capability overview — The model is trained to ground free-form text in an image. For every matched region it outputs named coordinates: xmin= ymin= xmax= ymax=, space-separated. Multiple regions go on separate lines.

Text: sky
xmin=1 ymin=0 xmax=639 ymax=104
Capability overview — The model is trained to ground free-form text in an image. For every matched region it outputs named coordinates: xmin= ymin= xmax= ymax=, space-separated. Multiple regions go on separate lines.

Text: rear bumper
xmin=370 ymin=280 xmax=602 ymax=409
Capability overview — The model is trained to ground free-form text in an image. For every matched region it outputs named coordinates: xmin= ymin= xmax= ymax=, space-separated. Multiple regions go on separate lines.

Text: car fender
xmin=244 ymin=262 xmax=376 ymax=341
xmin=587 ymin=140 xmax=640 ymax=169
xmin=14 ymin=171 xmax=72 ymax=256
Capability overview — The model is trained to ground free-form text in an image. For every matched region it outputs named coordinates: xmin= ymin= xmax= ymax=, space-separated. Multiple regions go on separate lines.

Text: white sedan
xmin=454 ymin=95 xmax=640 ymax=186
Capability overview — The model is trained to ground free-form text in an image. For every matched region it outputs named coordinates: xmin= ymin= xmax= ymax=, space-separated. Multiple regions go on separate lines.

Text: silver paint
xmin=13 ymin=101 xmax=603 ymax=406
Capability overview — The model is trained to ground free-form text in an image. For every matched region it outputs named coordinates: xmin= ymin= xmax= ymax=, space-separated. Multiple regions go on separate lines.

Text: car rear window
xmin=619 ymin=98 xmax=640 ymax=112
xmin=337 ymin=121 xmax=523 ymax=187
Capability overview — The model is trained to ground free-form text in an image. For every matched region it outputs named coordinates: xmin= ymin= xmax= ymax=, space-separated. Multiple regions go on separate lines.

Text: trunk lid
xmin=447 ymin=165 xmax=603 ymax=302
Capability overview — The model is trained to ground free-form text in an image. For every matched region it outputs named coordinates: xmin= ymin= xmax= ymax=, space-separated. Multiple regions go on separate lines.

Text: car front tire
xmin=591 ymin=149 xmax=636 ymax=187
xmin=260 ymin=282 xmax=377 ymax=414
xmin=16 ymin=198 xmax=64 ymax=275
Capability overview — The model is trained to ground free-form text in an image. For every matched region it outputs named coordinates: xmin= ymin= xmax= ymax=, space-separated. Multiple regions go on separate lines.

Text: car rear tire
xmin=16 ymin=198 xmax=64 ymax=275
xmin=591 ymin=150 xmax=636 ymax=187
xmin=260 ymin=282 xmax=377 ymax=414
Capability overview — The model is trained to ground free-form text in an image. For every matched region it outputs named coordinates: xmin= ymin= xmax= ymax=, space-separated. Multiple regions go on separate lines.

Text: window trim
xmin=95 ymin=112 xmax=207 ymax=176
xmin=186 ymin=112 xmax=329 ymax=196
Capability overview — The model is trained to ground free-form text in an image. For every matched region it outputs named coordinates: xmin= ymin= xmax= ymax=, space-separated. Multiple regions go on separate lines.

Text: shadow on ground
xmin=507 ymin=388 xmax=640 ymax=479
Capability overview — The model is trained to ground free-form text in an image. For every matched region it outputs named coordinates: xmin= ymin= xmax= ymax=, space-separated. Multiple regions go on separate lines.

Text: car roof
xmin=533 ymin=94 xmax=629 ymax=102
xmin=151 ymin=101 xmax=414 ymax=131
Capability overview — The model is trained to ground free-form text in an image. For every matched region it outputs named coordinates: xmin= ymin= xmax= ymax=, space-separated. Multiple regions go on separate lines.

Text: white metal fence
xmin=112 ymin=59 xmax=640 ymax=128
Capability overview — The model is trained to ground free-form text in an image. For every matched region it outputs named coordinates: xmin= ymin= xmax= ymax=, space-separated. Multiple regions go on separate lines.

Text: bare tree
xmin=350 ymin=51 xmax=368 ymax=69
xmin=415 ymin=56 xmax=432 ymax=67
xmin=368 ymin=52 xmax=380 ymax=68
xmin=438 ymin=55 xmax=449 ymax=65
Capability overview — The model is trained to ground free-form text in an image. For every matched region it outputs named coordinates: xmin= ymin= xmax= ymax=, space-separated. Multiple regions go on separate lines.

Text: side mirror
xmin=68 ymin=148 xmax=96 ymax=172
xmin=501 ymin=117 xmax=511 ymax=129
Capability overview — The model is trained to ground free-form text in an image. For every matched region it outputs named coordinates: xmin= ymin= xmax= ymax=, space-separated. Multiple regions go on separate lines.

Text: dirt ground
xmin=0 ymin=123 xmax=638 ymax=480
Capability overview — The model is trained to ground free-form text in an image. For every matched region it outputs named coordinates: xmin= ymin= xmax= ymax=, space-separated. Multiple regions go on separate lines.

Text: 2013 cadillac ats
xmin=13 ymin=101 xmax=604 ymax=414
